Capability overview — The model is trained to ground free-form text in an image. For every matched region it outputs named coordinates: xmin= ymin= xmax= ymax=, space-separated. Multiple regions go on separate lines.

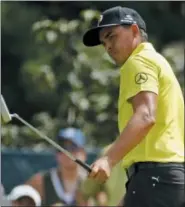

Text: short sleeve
xmin=122 ymin=56 xmax=159 ymax=101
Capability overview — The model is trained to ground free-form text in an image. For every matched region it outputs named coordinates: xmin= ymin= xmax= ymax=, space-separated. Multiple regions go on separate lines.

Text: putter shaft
xmin=12 ymin=113 xmax=76 ymax=161
xmin=11 ymin=113 xmax=92 ymax=173
xmin=1 ymin=94 xmax=91 ymax=172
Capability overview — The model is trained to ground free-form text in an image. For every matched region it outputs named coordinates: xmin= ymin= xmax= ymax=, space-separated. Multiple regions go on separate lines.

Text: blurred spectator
xmin=51 ymin=202 xmax=65 ymax=206
xmin=95 ymin=190 xmax=109 ymax=206
xmin=7 ymin=184 xmax=41 ymax=206
xmin=1 ymin=183 xmax=12 ymax=206
xmin=1 ymin=183 xmax=5 ymax=195
xmin=26 ymin=128 xmax=87 ymax=206
xmin=79 ymin=181 xmax=108 ymax=206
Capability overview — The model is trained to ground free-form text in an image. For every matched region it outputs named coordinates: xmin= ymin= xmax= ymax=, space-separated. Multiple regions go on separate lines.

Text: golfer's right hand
xmin=88 ymin=156 xmax=112 ymax=183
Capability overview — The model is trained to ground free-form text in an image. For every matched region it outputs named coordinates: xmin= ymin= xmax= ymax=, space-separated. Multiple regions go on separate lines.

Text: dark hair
xmin=16 ymin=196 xmax=35 ymax=203
xmin=139 ymin=28 xmax=148 ymax=42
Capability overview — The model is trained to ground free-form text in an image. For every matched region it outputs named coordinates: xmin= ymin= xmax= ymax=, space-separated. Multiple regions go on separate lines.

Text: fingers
xmin=88 ymin=164 xmax=109 ymax=183
xmin=94 ymin=172 xmax=107 ymax=184
xmin=89 ymin=164 xmax=99 ymax=178
xmin=88 ymin=157 xmax=112 ymax=183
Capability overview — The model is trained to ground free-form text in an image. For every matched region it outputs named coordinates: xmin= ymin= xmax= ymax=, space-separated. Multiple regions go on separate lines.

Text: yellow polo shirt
xmin=118 ymin=42 xmax=184 ymax=169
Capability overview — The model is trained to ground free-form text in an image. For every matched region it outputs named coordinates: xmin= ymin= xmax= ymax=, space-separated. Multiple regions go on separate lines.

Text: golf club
xmin=1 ymin=95 xmax=92 ymax=173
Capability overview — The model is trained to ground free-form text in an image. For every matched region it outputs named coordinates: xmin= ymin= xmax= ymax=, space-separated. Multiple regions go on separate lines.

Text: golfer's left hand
xmin=88 ymin=156 xmax=112 ymax=183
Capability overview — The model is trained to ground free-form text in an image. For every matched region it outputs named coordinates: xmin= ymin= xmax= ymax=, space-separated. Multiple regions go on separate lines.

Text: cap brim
xmin=57 ymin=136 xmax=81 ymax=148
xmin=83 ymin=24 xmax=119 ymax=47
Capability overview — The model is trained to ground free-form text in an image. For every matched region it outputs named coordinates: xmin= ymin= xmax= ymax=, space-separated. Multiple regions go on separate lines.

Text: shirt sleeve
xmin=122 ymin=55 xmax=160 ymax=101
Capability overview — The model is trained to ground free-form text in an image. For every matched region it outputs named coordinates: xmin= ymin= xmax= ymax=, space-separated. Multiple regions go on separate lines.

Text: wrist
xmin=104 ymin=155 xmax=117 ymax=168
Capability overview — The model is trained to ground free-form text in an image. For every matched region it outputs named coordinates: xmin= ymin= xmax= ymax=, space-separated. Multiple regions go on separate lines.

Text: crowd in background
xmin=1 ymin=127 xmax=127 ymax=207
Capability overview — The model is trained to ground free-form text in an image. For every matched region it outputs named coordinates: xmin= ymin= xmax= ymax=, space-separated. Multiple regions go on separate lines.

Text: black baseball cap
xmin=83 ymin=6 xmax=146 ymax=47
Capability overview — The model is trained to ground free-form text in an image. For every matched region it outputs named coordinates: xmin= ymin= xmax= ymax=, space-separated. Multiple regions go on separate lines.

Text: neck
xmin=58 ymin=166 xmax=79 ymax=193
xmin=58 ymin=166 xmax=78 ymax=181
xmin=119 ymin=39 xmax=142 ymax=66
xmin=132 ymin=38 xmax=142 ymax=51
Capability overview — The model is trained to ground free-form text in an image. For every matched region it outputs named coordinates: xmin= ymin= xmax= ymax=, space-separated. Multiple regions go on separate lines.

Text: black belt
xmin=126 ymin=162 xmax=185 ymax=179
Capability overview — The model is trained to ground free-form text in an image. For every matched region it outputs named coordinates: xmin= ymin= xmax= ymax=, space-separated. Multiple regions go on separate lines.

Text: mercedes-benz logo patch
xmin=135 ymin=72 xmax=148 ymax=84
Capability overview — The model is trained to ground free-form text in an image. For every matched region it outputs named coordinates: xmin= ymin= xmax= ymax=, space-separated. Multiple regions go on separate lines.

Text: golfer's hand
xmin=88 ymin=156 xmax=112 ymax=183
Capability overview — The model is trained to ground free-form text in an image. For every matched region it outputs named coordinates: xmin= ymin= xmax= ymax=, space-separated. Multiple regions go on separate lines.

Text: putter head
xmin=1 ymin=95 xmax=12 ymax=124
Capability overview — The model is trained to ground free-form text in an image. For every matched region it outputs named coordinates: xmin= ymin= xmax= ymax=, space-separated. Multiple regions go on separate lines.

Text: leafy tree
xmin=1 ymin=1 xmax=184 ymax=148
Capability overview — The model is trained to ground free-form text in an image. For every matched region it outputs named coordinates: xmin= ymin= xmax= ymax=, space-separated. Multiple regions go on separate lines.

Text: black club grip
xmin=75 ymin=159 xmax=92 ymax=173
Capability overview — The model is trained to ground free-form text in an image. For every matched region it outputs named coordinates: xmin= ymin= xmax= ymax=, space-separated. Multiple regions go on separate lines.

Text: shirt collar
xmin=131 ymin=42 xmax=155 ymax=57
xmin=120 ymin=42 xmax=155 ymax=70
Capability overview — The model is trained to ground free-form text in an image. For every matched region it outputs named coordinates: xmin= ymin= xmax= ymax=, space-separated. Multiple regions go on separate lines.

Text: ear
xmin=131 ymin=24 xmax=140 ymax=37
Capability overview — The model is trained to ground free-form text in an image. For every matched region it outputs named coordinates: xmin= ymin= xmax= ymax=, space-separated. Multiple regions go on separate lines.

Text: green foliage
xmin=161 ymin=42 xmax=184 ymax=92
xmin=1 ymin=2 xmax=184 ymax=149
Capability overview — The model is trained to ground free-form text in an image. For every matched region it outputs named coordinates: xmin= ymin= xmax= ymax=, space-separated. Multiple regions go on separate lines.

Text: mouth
xmin=108 ymin=51 xmax=114 ymax=59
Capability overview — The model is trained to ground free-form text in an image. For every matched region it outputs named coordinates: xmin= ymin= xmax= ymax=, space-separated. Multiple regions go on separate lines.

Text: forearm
xmin=105 ymin=112 xmax=155 ymax=167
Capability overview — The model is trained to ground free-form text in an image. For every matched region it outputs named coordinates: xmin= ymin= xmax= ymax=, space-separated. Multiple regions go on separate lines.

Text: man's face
xmin=56 ymin=139 xmax=86 ymax=169
xmin=99 ymin=25 xmax=138 ymax=66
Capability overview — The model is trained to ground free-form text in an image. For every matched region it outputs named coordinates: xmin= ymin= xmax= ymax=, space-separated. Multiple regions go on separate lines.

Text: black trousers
xmin=124 ymin=162 xmax=185 ymax=207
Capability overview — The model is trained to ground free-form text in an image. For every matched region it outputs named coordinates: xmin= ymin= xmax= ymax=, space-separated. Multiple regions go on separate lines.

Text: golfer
xmin=83 ymin=6 xmax=184 ymax=207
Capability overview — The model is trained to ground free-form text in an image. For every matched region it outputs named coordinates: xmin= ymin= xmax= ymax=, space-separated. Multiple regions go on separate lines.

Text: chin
xmin=111 ymin=58 xmax=119 ymax=66
xmin=118 ymin=58 xmax=127 ymax=66
xmin=115 ymin=60 xmax=123 ymax=66
xmin=112 ymin=57 xmax=124 ymax=66
xmin=67 ymin=164 xmax=77 ymax=169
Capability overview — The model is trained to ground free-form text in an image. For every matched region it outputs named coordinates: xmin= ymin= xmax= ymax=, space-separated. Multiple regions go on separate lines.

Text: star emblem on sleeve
xmin=135 ymin=73 xmax=148 ymax=84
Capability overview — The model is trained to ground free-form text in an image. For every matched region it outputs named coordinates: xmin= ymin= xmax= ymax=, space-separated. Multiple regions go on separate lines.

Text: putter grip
xmin=75 ymin=159 xmax=92 ymax=173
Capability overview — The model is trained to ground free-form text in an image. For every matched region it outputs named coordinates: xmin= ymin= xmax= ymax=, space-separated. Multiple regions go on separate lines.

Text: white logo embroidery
xmin=125 ymin=15 xmax=133 ymax=20
xmin=151 ymin=176 xmax=160 ymax=182
xmin=121 ymin=14 xmax=134 ymax=23
xmin=98 ymin=15 xmax=103 ymax=25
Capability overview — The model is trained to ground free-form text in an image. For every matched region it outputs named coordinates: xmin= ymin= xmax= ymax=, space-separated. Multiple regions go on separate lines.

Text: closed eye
xmin=100 ymin=31 xmax=116 ymax=47
xmin=100 ymin=31 xmax=113 ymax=44
xmin=109 ymin=34 xmax=114 ymax=38
xmin=108 ymin=34 xmax=116 ymax=41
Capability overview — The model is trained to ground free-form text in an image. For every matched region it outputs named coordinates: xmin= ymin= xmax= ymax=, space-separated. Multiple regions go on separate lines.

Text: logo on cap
xmin=125 ymin=15 xmax=133 ymax=20
xmin=98 ymin=15 xmax=103 ymax=25
xmin=121 ymin=14 xmax=135 ymax=24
